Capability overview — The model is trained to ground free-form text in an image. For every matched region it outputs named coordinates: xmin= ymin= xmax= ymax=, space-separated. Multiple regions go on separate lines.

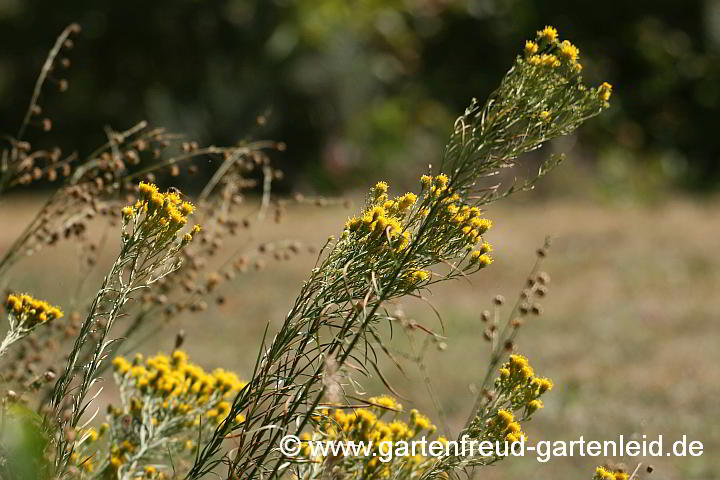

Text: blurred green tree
xmin=0 ymin=0 xmax=718 ymax=191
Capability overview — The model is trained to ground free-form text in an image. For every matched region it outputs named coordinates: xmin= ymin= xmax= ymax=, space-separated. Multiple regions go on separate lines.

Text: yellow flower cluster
xmin=488 ymin=409 xmax=526 ymax=444
xmin=304 ymin=398 xmax=441 ymax=478
xmin=342 ymin=176 xmax=495 ymax=278
xmin=537 ymin=25 xmax=558 ymax=43
xmin=314 ymin=406 xmax=435 ymax=443
xmin=427 ymin=179 xmax=494 ymax=257
xmin=594 ymin=466 xmax=630 ymax=480
xmin=496 ymin=354 xmax=553 ymax=416
xmin=528 ymin=53 xmax=561 ymax=68
xmin=109 ymin=440 xmax=137 ymax=471
xmin=123 ymin=182 xmax=200 ymax=239
xmin=470 ymin=241 xmax=493 ymax=268
xmin=5 ymin=293 xmax=64 ymax=328
xmin=113 ymin=351 xmax=245 ymax=406
xmin=344 ymin=182 xmax=417 ymax=252
xmin=107 ymin=351 xmax=246 ymax=474
xmin=520 ymin=26 xmax=613 ymax=112
xmin=524 ymin=26 xmax=583 ymax=73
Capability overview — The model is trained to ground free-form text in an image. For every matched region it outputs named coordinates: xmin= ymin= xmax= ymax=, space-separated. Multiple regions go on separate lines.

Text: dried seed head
xmin=480 ymin=310 xmax=491 ymax=322
xmin=531 ymin=303 xmax=543 ymax=316
xmin=175 ymin=330 xmax=185 ymax=349
xmin=536 ymin=272 xmax=551 ymax=284
xmin=493 ymin=294 xmax=505 ymax=306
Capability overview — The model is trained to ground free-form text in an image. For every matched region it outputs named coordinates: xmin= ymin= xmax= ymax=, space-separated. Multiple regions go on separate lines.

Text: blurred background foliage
xmin=1 ymin=0 xmax=719 ymax=195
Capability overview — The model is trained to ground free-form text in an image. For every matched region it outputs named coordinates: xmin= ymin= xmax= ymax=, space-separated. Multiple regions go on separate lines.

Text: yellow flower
xmin=122 ymin=206 xmax=134 ymax=220
xmin=409 ymin=409 xmax=434 ymax=432
xmin=533 ymin=377 xmax=554 ymax=393
xmin=594 ymin=467 xmax=616 ymax=480
xmin=524 ymin=40 xmax=539 ymax=56
xmin=138 ymin=181 xmax=159 ymax=199
xmin=539 ymin=53 xmax=561 ymax=68
xmin=470 ymin=252 xmax=493 ymax=268
xmin=558 ymin=40 xmax=579 ymax=63
xmin=537 ymin=26 xmax=558 ymax=43
xmin=408 ymin=269 xmax=430 ymax=284
xmin=180 ymin=201 xmax=195 ymax=215
xmin=496 ymin=409 xmax=514 ymax=427
xmin=369 ymin=395 xmax=402 ymax=411
xmin=470 ymin=217 xmax=492 ymax=233
xmin=539 ymin=110 xmax=551 ymax=122
xmin=396 ymin=193 xmax=417 ymax=211
xmin=528 ymin=399 xmax=544 ymax=413
xmin=599 ymin=82 xmax=613 ymax=101
xmin=434 ymin=174 xmax=449 ymax=189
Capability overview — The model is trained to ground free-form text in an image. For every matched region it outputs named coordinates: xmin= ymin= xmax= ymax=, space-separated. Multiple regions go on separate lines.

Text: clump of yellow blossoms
xmin=1 ymin=293 xmax=64 ymax=356
xmin=496 ymin=354 xmax=553 ymax=416
xmin=344 ymin=181 xmax=417 ymax=253
xmin=73 ymin=351 xmax=248 ymax=477
xmin=342 ymin=176 xmax=494 ymax=289
xmin=122 ymin=182 xmax=201 ymax=242
xmin=5 ymin=293 xmax=63 ymax=328
xmin=594 ymin=466 xmax=630 ymax=480
xmin=302 ymin=397 xmax=443 ymax=479
xmin=466 ymin=354 xmax=552 ymax=447
xmin=523 ymin=26 xmax=613 ymax=103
